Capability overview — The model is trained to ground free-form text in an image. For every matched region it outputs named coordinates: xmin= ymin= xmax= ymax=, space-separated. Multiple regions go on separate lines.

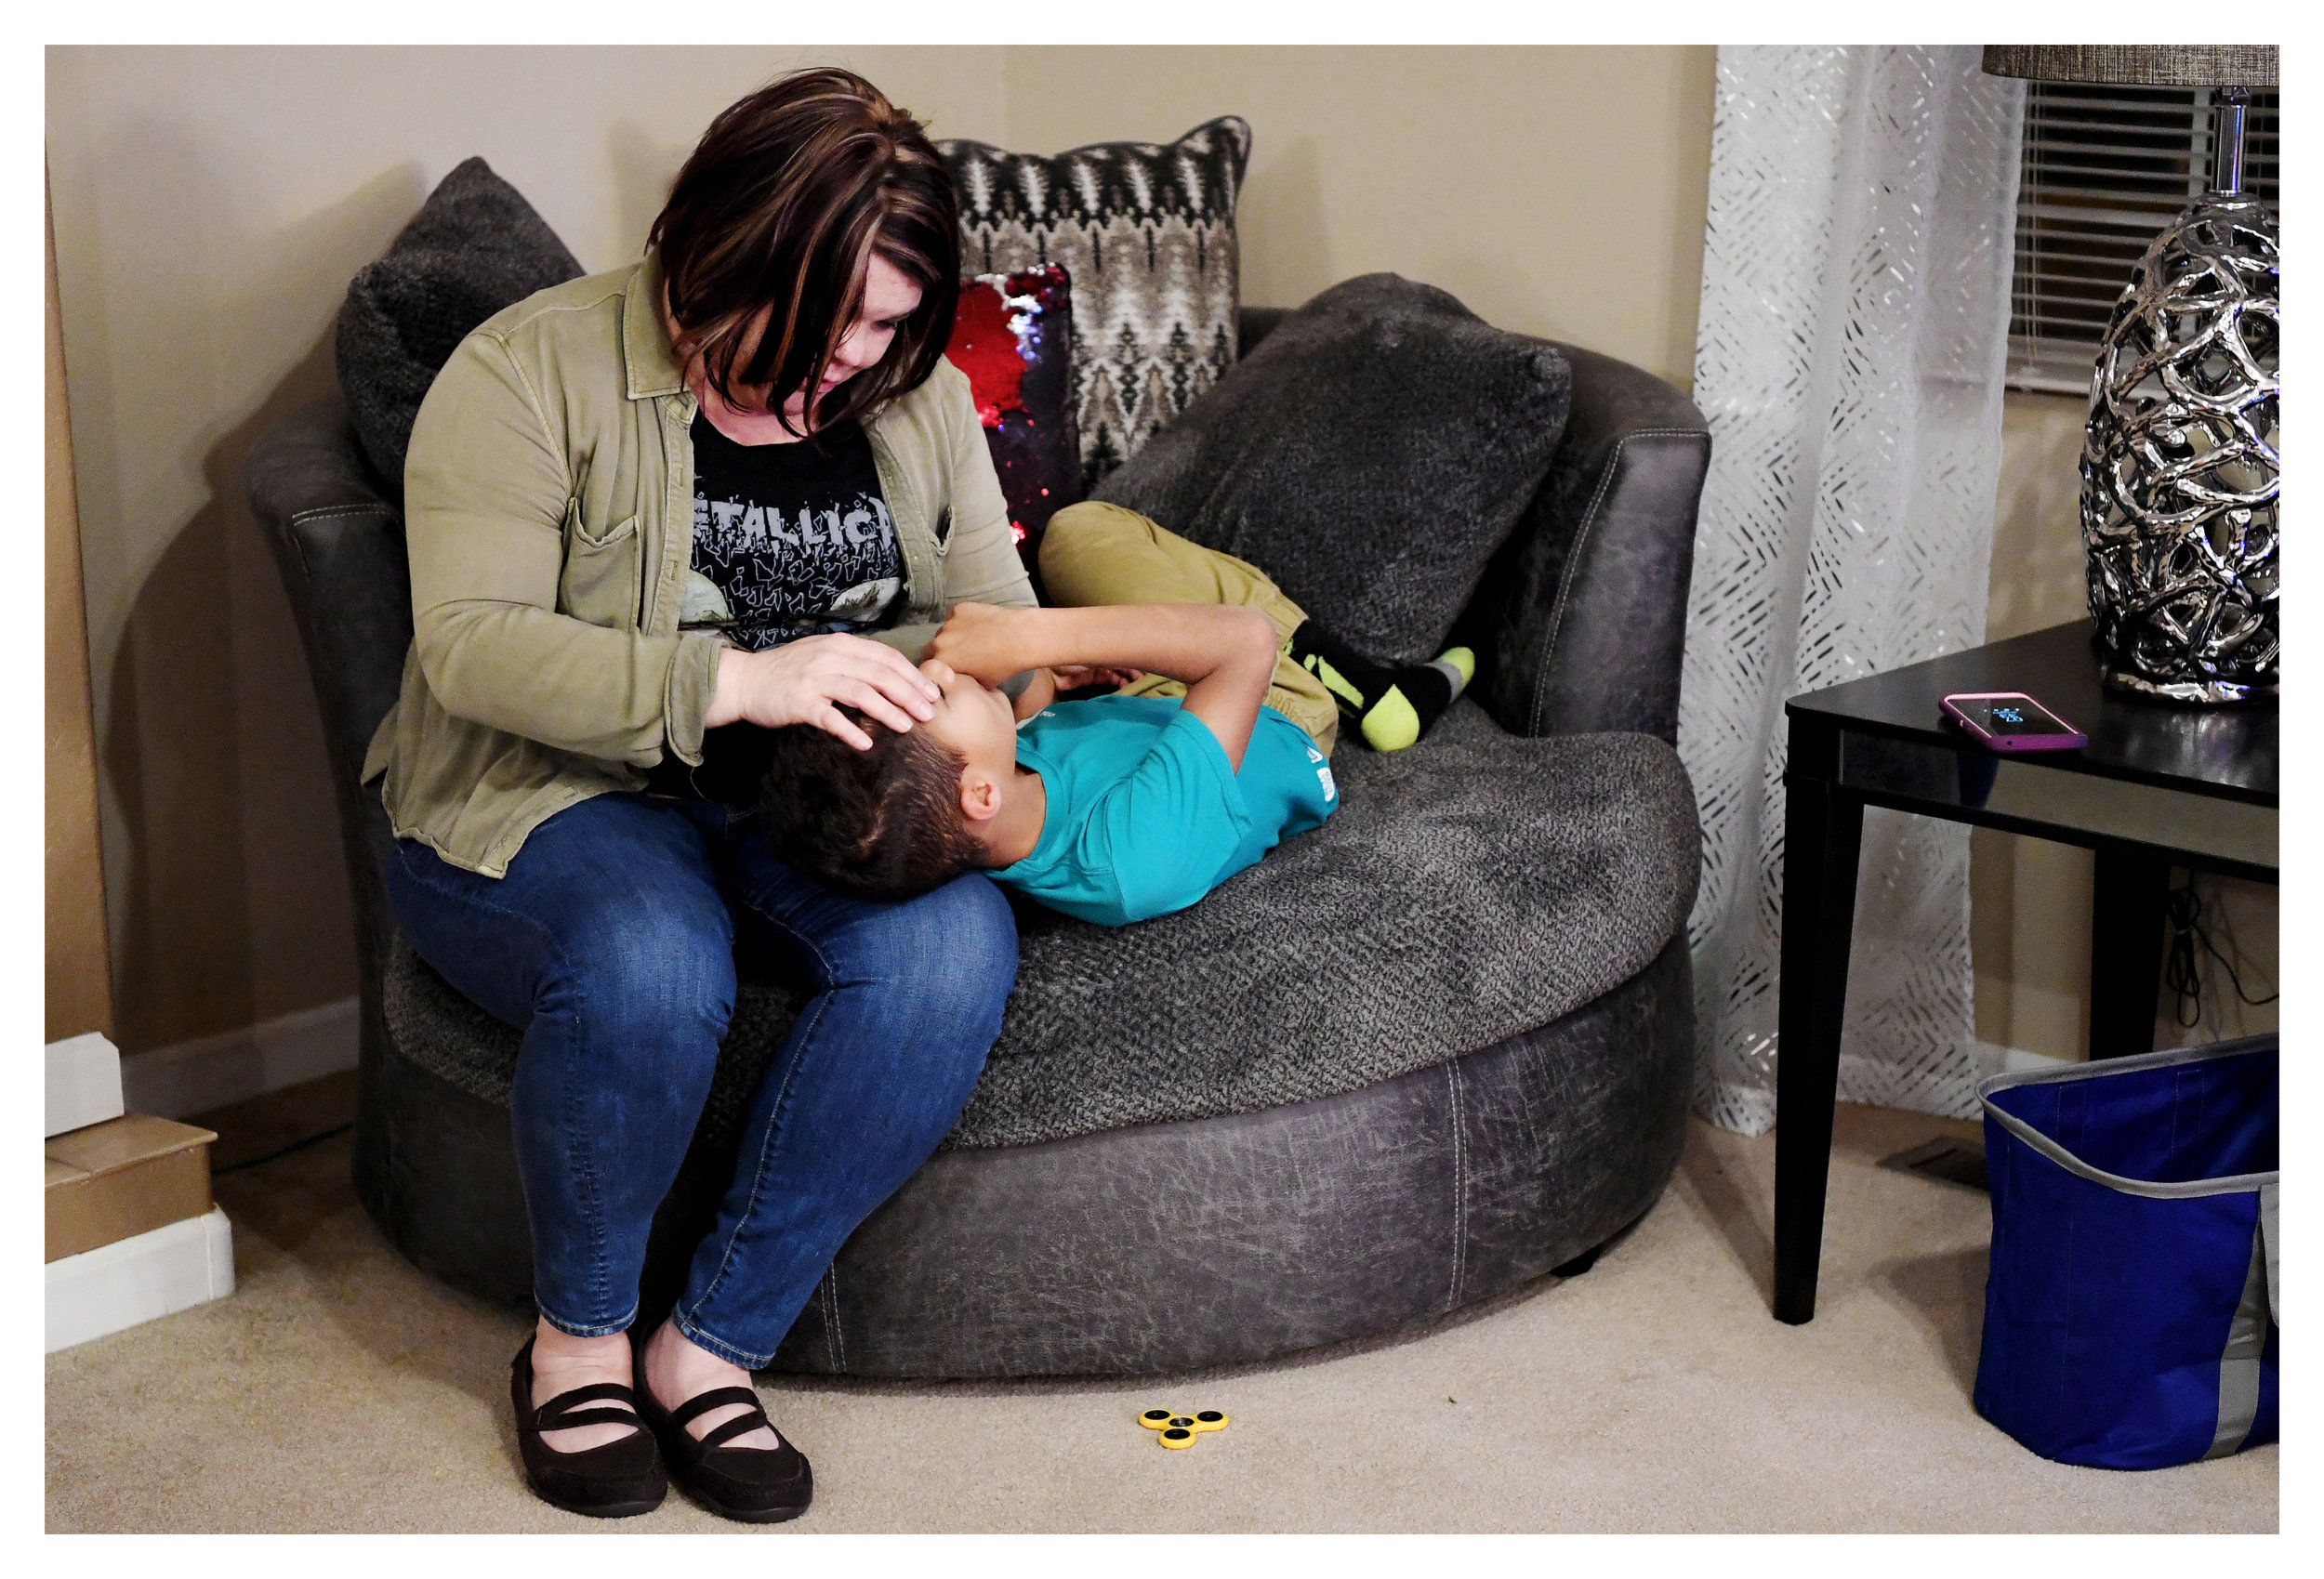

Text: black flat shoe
xmin=637 ymin=1377 xmax=812 ymax=1524
xmin=510 ymin=1336 xmax=667 ymax=1519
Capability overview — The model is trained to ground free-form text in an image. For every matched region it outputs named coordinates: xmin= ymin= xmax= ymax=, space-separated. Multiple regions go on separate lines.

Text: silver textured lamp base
xmin=2080 ymin=191 xmax=2279 ymax=705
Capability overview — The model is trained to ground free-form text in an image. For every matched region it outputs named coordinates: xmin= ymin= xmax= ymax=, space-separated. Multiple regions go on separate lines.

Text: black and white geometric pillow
xmin=940 ymin=116 xmax=1251 ymax=492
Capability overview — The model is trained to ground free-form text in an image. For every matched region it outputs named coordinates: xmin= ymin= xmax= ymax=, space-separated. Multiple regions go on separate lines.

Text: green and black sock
xmin=1287 ymin=621 xmax=1474 ymax=752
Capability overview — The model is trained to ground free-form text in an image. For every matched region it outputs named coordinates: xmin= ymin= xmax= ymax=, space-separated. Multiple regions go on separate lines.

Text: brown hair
xmin=649 ymin=67 xmax=960 ymax=436
xmin=758 ymin=709 xmax=991 ymax=902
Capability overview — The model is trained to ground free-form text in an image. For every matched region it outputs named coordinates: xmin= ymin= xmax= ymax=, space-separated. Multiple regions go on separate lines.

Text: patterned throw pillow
xmin=941 ymin=117 xmax=1251 ymax=491
xmin=942 ymin=264 xmax=1082 ymax=582
xmin=335 ymin=157 xmax=583 ymax=492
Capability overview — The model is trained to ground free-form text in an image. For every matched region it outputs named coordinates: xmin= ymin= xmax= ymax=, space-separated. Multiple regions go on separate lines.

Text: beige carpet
xmin=46 ymin=1083 xmax=2275 ymax=1533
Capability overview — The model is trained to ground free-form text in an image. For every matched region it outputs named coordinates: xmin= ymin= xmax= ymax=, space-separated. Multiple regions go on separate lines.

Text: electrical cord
xmin=2162 ymin=876 xmax=2278 ymax=1030
xmin=212 ymin=1122 xmax=353 ymax=1177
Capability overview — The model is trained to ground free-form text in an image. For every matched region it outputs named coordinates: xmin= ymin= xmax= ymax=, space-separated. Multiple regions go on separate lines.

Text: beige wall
xmin=1973 ymin=394 xmax=2278 ymax=1058
xmin=1002 ymin=46 xmax=1716 ymax=389
xmin=46 ymin=45 xmax=1716 ymax=1058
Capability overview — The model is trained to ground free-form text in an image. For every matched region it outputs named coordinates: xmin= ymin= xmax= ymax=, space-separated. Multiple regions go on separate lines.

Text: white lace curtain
xmin=1679 ymin=46 xmax=2026 ymax=1135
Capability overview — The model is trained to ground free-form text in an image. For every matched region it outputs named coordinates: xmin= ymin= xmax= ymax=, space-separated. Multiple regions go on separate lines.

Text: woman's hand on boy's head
xmin=706 ymin=632 xmax=940 ymax=749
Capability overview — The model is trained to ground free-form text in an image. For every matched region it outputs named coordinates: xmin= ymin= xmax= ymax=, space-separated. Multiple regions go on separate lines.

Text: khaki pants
xmin=1037 ymin=501 xmax=1340 ymax=757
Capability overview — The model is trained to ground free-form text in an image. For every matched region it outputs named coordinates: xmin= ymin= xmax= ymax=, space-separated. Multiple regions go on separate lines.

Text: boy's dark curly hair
xmin=758 ymin=707 xmax=990 ymax=901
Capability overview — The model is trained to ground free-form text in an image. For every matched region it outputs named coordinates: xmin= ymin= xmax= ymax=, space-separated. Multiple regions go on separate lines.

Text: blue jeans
xmin=384 ymin=791 xmax=1016 ymax=1368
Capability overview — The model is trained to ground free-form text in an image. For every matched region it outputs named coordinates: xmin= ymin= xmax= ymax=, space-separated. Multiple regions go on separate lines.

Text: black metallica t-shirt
xmin=645 ymin=412 xmax=905 ymax=802
xmin=685 ymin=411 xmax=902 ymax=651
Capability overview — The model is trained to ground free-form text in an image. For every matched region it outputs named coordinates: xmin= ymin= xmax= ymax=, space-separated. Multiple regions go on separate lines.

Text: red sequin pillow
xmin=943 ymin=265 xmax=1080 ymax=585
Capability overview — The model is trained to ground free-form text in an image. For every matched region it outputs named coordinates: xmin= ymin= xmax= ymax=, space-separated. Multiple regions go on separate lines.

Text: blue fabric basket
xmin=1974 ymin=1036 xmax=2278 ymax=1470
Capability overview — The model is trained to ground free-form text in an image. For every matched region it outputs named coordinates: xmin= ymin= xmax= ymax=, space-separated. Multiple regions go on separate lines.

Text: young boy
xmin=758 ymin=502 xmax=1472 ymax=927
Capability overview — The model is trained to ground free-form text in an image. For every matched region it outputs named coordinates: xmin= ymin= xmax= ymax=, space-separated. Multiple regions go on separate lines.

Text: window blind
xmin=2008 ymin=83 xmax=2279 ymax=394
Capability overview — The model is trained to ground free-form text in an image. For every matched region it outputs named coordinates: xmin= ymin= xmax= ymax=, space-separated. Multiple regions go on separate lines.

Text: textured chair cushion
xmin=1094 ymin=273 xmax=1573 ymax=664
xmin=942 ymin=264 xmax=1082 ymax=582
xmin=385 ymin=702 xmax=1699 ymax=1153
xmin=335 ymin=157 xmax=584 ymax=491
xmin=940 ymin=118 xmax=1250 ymax=492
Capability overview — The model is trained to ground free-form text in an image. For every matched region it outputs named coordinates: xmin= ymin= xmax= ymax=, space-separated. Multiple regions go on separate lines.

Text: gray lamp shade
xmin=1981 ymin=46 xmax=2278 ymax=86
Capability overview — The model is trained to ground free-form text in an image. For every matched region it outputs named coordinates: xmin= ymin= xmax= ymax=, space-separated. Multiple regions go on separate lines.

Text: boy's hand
xmin=1051 ymin=664 xmax=1144 ymax=692
xmin=925 ymin=601 xmax=1031 ymax=685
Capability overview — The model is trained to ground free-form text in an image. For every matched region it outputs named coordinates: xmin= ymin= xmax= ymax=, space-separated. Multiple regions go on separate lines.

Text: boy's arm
xmin=1010 ymin=664 xmax=1057 ymax=720
xmin=928 ymin=602 xmax=1281 ymax=770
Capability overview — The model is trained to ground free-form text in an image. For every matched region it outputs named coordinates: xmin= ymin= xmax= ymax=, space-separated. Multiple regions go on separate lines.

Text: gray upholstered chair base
xmin=773 ymin=937 xmax=1692 ymax=1377
xmin=357 ymin=932 xmax=1690 ymax=1377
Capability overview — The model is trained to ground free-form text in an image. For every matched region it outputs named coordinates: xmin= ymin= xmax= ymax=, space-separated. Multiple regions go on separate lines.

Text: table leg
xmin=2089 ymin=849 xmax=2170 ymax=1059
xmin=1772 ymin=775 xmax=1865 ymax=1325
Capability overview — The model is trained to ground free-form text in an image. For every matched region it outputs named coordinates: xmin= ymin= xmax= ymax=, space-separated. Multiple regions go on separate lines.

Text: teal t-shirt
xmin=993 ymin=696 xmax=1339 ymax=928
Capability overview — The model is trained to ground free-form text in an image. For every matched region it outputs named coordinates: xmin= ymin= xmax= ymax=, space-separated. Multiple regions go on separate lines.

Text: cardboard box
xmin=45 ymin=1113 xmax=217 ymax=1263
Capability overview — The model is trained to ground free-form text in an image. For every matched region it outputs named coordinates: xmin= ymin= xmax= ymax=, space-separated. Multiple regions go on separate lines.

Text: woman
xmin=367 ymin=69 xmax=1036 ymax=1522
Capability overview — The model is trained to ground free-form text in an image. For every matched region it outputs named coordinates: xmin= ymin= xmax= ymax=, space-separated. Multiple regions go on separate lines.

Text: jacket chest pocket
xmin=557 ymin=500 xmax=644 ymax=629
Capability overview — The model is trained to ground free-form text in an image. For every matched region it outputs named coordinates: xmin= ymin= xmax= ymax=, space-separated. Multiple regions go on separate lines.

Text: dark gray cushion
xmin=335 ymin=157 xmax=583 ymax=491
xmin=385 ymin=701 xmax=1699 ymax=1152
xmin=1092 ymin=273 xmax=1573 ymax=663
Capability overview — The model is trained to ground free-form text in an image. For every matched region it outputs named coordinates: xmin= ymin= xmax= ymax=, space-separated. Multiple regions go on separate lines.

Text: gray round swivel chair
xmin=245 ymin=304 xmax=1710 ymax=1379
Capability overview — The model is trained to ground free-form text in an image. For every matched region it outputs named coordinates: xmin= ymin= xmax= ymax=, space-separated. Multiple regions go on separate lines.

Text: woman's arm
xmin=858 ymin=361 xmax=1039 ymax=663
xmin=406 ymin=331 xmax=936 ymax=761
xmin=403 ymin=332 xmax=725 ymax=767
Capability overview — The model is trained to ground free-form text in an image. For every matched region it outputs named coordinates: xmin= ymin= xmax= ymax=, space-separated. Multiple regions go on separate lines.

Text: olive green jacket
xmin=361 ymin=254 xmax=1037 ymax=877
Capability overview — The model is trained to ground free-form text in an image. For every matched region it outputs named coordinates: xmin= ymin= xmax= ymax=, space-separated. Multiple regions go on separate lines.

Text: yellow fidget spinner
xmin=1140 ymin=1407 xmax=1230 ymax=1448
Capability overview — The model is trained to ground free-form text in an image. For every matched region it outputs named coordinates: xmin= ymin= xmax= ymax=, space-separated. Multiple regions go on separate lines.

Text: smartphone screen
xmin=1954 ymin=695 xmax=2077 ymax=737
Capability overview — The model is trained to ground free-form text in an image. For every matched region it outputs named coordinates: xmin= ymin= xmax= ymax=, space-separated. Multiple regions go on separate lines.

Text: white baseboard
xmin=1964 ymin=1037 xmax=2076 ymax=1076
xmin=118 ymin=996 xmax=359 ymax=1120
xmin=46 ymin=1208 xmax=236 ymax=1353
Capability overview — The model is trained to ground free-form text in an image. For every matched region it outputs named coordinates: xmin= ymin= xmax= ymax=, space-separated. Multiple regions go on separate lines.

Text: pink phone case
xmin=1940 ymin=691 xmax=2088 ymax=753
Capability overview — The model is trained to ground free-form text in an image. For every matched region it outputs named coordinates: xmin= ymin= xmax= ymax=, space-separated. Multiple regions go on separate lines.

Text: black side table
xmin=1774 ymin=618 xmax=2278 ymax=1323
